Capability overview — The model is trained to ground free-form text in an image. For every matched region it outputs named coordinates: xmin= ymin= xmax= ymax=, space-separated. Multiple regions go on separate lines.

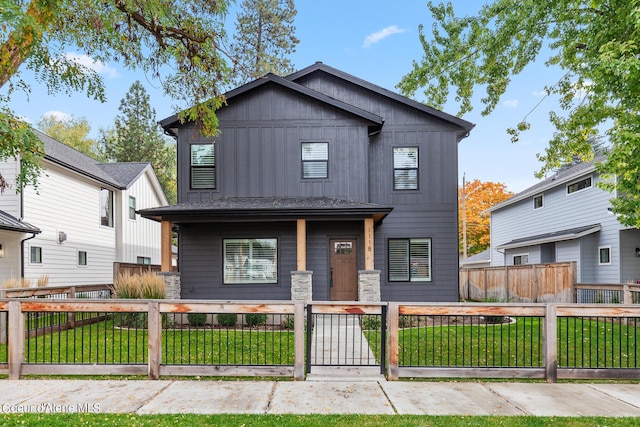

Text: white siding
xmin=118 ymin=170 xmax=163 ymax=264
xmin=0 ymin=159 xmax=23 ymax=218
xmin=21 ymin=162 xmax=116 ymax=285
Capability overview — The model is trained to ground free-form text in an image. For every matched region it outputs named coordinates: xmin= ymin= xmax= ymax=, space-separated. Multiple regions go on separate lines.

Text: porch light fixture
xmin=0 ymin=244 xmax=4 ymax=258
xmin=58 ymin=231 xmax=67 ymax=243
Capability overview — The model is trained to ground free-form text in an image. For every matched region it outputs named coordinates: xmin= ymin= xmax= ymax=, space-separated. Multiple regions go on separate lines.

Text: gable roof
xmin=35 ymin=130 xmax=159 ymax=192
xmin=287 ymin=62 xmax=475 ymax=136
xmin=0 ymin=210 xmax=40 ymax=234
xmin=486 ymin=156 xmax=606 ymax=213
xmin=158 ymin=62 xmax=474 ymax=137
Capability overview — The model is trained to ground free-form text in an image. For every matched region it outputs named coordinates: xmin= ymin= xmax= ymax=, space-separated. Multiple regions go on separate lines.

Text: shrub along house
xmin=140 ymin=62 xmax=473 ymax=302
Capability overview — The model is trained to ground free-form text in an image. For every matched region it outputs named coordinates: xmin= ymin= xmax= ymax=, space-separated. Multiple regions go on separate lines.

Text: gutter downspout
xmin=20 ymin=233 xmax=38 ymax=279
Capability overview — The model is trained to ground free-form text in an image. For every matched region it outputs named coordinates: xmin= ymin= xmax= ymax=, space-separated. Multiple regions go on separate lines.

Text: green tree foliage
xmin=37 ymin=114 xmax=104 ymax=160
xmin=229 ymin=0 xmax=298 ymax=86
xmin=101 ymin=81 xmax=176 ymax=204
xmin=398 ymin=1 xmax=640 ymax=227
xmin=1 ymin=0 xmax=232 ymax=191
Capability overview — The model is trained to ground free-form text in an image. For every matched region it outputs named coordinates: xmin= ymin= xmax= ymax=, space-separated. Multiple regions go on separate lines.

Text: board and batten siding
xmin=490 ymin=173 xmax=623 ymax=283
xmin=21 ymin=162 xmax=116 ymax=285
xmin=118 ymin=171 xmax=163 ymax=264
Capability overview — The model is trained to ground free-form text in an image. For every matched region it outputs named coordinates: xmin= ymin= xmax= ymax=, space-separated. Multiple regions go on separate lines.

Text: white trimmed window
xmin=567 ymin=176 xmax=592 ymax=194
xmin=393 ymin=147 xmax=419 ymax=190
xmin=190 ymin=143 xmax=216 ymax=189
xmin=100 ymin=188 xmax=114 ymax=227
xmin=129 ymin=196 xmax=136 ymax=220
xmin=78 ymin=251 xmax=88 ymax=266
xmin=301 ymin=142 xmax=328 ymax=179
xmin=224 ymin=238 xmax=277 ymax=284
xmin=513 ymin=254 xmax=529 ymax=265
xmin=533 ymin=194 xmax=543 ymax=209
xmin=599 ymin=246 xmax=611 ymax=265
xmin=30 ymin=246 xmax=42 ymax=264
xmin=388 ymin=238 xmax=431 ymax=282
xmin=137 ymin=256 xmax=151 ymax=265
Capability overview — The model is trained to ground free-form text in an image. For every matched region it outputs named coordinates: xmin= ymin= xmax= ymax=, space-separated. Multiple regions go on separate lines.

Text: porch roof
xmin=496 ymin=223 xmax=601 ymax=250
xmin=138 ymin=197 xmax=392 ymax=224
xmin=0 ymin=210 xmax=41 ymax=234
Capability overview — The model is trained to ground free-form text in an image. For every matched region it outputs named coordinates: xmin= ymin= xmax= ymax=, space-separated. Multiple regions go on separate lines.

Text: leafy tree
xmin=398 ymin=1 xmax=640 ymax=227
xmin=37 ymin=114 xmax=104 ymax=160
xmin=1 ymin=0 xmax=232 ymax=191
xmin=101 ymin=81 xmax=176 ymax=204
xmin=459 ymin=179 xmax=513 ymax=256
xmin=229 ymin=0 xmax=298 ymax=86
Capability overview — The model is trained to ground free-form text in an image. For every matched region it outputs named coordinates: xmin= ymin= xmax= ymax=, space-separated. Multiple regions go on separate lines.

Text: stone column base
xmin=291 ymin=271 xmax=313 ymax=303
xmin=159 ymin=272 xmax=181 ymax=299
xmin=358 ymin=270 xmax=381 ymax=302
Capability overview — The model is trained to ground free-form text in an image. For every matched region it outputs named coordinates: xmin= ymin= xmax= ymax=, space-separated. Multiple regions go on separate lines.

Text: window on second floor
xmin=599 ymin=246 xmax=611 ymax=265
xmin=190 ymin=143 xmax=216 ymax=189
xmin=533 ymin=194 xmax=544 ymax=209
xmin=301 ymin=142 xmax=328 ymax=179
xmin=567 ymin=176 xmax=592 ymax=194
xmin=129 ymin=196 xmax=136 ymax=220
xmin=100 ymin=188 xmax=114 ymax=227
xmin=393 ymin=147 xmax=418 ymax=190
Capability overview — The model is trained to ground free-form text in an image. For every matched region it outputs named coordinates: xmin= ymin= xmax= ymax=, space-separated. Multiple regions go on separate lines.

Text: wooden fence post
xmin=623 ymin=283 xmax=632 ymax=305
xmin=293 ymin=302 xmax=305 ymax=380
xmin=67 ymin=286 xmax=76 ymax=329
xmin=148 ymin=302 xmax=161 ymax=380
xmin=544 ymin=304 xmax=557 ymax=383
xmin=8 ymin=301 xmax=24 ymax=380
xmin=387 ymin=303 xmax=399 ymax=381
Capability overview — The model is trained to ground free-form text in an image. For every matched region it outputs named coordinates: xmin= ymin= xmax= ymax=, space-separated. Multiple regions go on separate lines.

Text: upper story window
xmin=599 ymin=246 xmax=611 ymax=265
xmin=567 ymin=176 xmax=592 ymax=194
xmin=533 ymin=194 xmax=544 ymax=209
xmin=388 ymin=238 xmax=431 ymax=282
xmin=191 ymin=143 xmax=216 ymax=189
xmin=393 ymin=147 xmax=418 ymax=190
xmin=129 ymin=196 xmax=136 ymax=220
xmin=301 ymin=142 xmax=328 ymax=179
xmin=100 ymin=188 xmax=114 ymax=227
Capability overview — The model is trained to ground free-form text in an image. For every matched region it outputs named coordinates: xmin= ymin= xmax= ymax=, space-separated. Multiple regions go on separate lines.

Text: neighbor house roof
xmin=0 ymin=210 xmax=40 ymax=234
xmin=496 ymin=224 xmax=601 ymax=250
xmin=36 ymin=130 xmax=152 ymax=190
xmin=139 ymin=197 xmax=392 ymax=224
xmin=486 ymin=156 xmax=606 ymax=213
xmin=158 ymin=62 xmax=474 ymax=138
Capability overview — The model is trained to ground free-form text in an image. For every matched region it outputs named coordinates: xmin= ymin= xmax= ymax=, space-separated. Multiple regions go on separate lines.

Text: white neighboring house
xmin=0 ymin=131 xmax=168 ymax=286
xmin=486 ymin=157 xmax=640 ymax=284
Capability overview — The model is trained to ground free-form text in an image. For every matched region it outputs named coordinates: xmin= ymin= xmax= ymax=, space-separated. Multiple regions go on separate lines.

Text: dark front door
xmin=329 ymin=239 xmax=358 ymax=300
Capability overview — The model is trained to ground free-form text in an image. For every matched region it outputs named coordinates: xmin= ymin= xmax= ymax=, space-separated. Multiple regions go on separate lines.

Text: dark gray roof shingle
xmin=0 ymin=210 xmax=40 ymax=233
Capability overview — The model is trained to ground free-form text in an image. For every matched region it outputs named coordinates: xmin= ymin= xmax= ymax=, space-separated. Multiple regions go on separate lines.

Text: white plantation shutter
xmin=191 ymin=144 xmax=216 ymax=189
xmin=393 ymin=147 xmax=418 ymax=190
xmin=302 ymin=142 xmax=328 ymax=178
xmin=388 ymin=240 xmax=410 ymax=281
xmin=388 ymin=238 xmax=431 ymax=282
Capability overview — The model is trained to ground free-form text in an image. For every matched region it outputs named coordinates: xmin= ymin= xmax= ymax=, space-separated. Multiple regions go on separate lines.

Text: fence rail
xmin=1 ymin=298 xmax=639 ymax=381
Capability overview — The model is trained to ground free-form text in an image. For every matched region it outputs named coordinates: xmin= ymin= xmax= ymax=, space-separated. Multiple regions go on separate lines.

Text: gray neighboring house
xmin=140 ymin=62 xmax=474 ymax=302
xmin=486 ymin=157 xmax=640 ymax=284
xmin=460 ymin=249 xmax=491 ymax=268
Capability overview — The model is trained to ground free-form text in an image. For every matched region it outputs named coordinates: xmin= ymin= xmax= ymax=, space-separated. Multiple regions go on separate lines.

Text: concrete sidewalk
xmin=2 ymin=379 xmax=640 ymax=416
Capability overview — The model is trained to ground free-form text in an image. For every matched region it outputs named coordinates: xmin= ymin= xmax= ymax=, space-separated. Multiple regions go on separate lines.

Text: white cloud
xmin=64 ymin=53 xmax=119 ymax=78
xmin=362 ymin=25 xmax=407 ymax=48
xmin=503 ymin=99 xmax=519 ymax=108
xmin=532 ymin=89 xmax=547 ymax=97
xmin=42 ymin=110 xmax=72 ymax=122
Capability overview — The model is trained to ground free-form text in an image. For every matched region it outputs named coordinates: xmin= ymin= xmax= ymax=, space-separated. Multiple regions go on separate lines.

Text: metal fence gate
xmin=305 ymin=304 xmax=386 ymax=374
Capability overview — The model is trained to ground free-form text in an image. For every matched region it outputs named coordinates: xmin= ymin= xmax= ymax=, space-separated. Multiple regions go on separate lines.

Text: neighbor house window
xmin=129 ymin=196 xmax=136 ymax=220
xmin=301 ymin=142 xmax=328 ymax=179
xmin=513 ymin=254 xmax=529 ymax=265
xmin=567 ymin=176 xmax=592 ymax=194
xmin=137 ymin=256 xmax=151 ymax=265
xmin=393 ymin=147 xmax=418 ymax=190
xmin=78 ymin=251 xmax=87 ymax=266
xmin=191 ymin=143 xmax=216 ymax=189
xmin=533 ymin=194 xmax=544 ymax=209
xmin=30 ymin=246 xmax=42 ymax=264
xmin=388 ymin=238 xmax=431 ymax=282
xmin=223 ymin=238 xmax=277 ymax=284
xmin=100 ymin=188 xmax=114 ymax=227
xmin=599 ymin=246 xmax=611 ymax=265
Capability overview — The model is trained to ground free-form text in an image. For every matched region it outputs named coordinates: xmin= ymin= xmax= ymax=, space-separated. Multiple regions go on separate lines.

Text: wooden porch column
xmin=296 ymin=219 xmax=306 ymax=271
xmin=364 ymin=217 xmax=374 ymax=270
xmin=161 ymin=220 xmax=172 ymax=272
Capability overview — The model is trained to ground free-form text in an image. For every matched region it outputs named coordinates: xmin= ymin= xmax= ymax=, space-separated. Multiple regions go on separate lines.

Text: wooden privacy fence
xmin=1 ymin=298 xmax=640 ymax=382
xmin=460 ymin=262 xmax=577 ymax=302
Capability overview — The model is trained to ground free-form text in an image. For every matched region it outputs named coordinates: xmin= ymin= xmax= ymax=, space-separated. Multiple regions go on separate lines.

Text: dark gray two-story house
xmin=140 ymin=62 xmax=473 ymax=302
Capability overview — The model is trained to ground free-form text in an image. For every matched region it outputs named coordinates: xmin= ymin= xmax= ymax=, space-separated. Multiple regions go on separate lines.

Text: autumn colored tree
xmin=459 ymin=179 xmax=513 ymax=257
xmin=37 ymin=115 xmax=104 ymax=160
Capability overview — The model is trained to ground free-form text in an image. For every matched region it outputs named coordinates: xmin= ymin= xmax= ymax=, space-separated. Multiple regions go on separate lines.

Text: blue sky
xmin=6 ymin=1 xmax=565 ymax=193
